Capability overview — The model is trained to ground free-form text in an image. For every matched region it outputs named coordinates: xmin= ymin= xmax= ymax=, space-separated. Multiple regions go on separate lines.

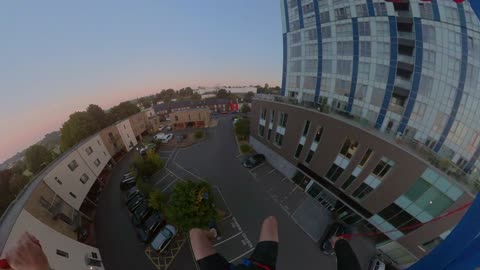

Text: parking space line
xmin=214 ymin=186 xmax=233 ymax=220
xmin=174 ymin=161 xmax=203 ymax=180
xmin=265 ymin=168 xmax=276 ymax=176
xmin=228 ymin=247 xmax=255 ymax=263
xmin=213 ymin=231 xmax=242 ymax=246
xmin=154 ymin=172 xmax=171 ymax=185
xmin=249 ymin=163 xmax=266 ymax=172
xmin=162 ymin=179 xmax=178 ymax=192
xmin=165 ymin=148 xmax=178 ymax=165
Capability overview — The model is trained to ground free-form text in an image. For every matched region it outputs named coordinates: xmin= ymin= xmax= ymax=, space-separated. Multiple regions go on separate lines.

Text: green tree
xmin=240 ymin=144 xmax=252 ymax=153
xmin=133 ymin=151 xmax=165 ymax=178
xmin=264 ymin=83 xmax=269 ymax=90
xmin=8 ymin=174 xmax=29 ymax=195
xmin=191 ymin=92 xmax=202 ymax=101
xmin=240 ymin=104 xmax=251 ymax=113
xmin=165 ymin=181 xmax=217 ymax=231
xmin=136 ymin=177 xmax=154 ymax=195
xmin=216 ymin=89 xmax=230 ymax=99
xmin=86 ymin=104 xmax=108 ymax=128
xmin=244 ymin=91 xmax=255 ymax=103
xmin=107 ymin=101 xmax=141 ymax=123
xmin=24 ymin=145 xmax=53 ymax=173
xmin=60 ymin=111 xmax=101 ymax=150
xmin=148 ymin=190 xmax=166 ymax=211
xmin=12 ymin=160 xmax=26 ymax=175
xmin=235 ymin=119 xmax=250 ymax=140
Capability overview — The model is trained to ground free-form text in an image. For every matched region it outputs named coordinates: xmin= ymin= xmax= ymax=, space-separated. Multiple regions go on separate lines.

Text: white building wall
xmin=77 ymin=134 xmax=111 ymax=177
xmin=116 ymin=119 xmax=137 ymax=151
xmin=1 ymin=210 xmax=104 ymax=270
xmin=42 ymin=150 xmax=96 ymax=210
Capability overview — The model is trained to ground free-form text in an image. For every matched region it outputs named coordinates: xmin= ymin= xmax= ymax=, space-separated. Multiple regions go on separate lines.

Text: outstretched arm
xmin=5 ymin=232 xmax=50 ymax=270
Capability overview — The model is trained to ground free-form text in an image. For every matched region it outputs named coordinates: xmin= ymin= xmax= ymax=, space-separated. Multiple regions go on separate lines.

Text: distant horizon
xmin=0 ymin=82 xmax=279 ymax=164
xmin=0 ymin=1 xmax=282 ymax=164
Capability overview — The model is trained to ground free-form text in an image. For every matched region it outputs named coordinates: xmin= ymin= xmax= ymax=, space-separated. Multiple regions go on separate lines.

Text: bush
xmin=165 ymin=181 xmax=217 ymax=231
xmin=240 ymin=144 xmax=252 ymax=153
xmin=136 ymin=177 xmax=154 ymax=195
xmin=240 ymin=104 xmax=251 ymax=113
xmin=148 ymin=190 xmax=166 ymax=211
xmin=194 ymin=130 xmax=204 ymax=139
xmin=235 ymin=119 xmax=250 ymax=140
xmin=133 ymin=151 xmax=165 ymax=178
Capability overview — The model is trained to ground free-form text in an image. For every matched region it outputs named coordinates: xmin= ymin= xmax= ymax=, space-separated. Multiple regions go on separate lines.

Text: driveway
xmin=173 ymin=117 xmax=334 ymax=270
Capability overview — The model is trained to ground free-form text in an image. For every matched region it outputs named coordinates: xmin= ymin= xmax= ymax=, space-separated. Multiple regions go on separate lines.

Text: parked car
xmin=319 ymin=222 xmax=347 ymax=256
xmin=150 ymin=225 xmax=177 ymax=252
xmin=369 ymin=258 xmax=386 ymax=270
xmin=158 ymin=125 xmax=165 ymax=131
xmin=123 ymin=171 xmax=136 ymax=179
xmin=166 ymin=124 xmax=172 ymax=131
xmin=161 ymin=134 xmax=173 ymax=144
xmin=135 ymin=212 xmax=165 ymax=243
xmin=124 ymin=187 xmax=139 ymax=203
xmin=139 ymin=143 xmax=156 ymax=155
xmin=153 ymin=133 xmax=166 ymax=141
xmin=127 ymin=194 xmax=145 ymax=212
xmin=132 ymin=201 xmax=153 ymax=226
xmin=242 ymin=154 xmax=266 ymax=168
xmin=120 ymin=176 xmax=136 ymax=191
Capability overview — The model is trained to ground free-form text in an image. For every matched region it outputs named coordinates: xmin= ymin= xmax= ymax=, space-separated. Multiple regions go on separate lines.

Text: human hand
xmin=329 ymin=235 xmax=344 ymax=248
xmin=5 ymin=232 xmax=50 ymax=270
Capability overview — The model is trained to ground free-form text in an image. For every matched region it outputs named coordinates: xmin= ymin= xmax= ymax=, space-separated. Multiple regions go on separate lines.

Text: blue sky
xmin=0 ymin=1 xmax=282 ymax=162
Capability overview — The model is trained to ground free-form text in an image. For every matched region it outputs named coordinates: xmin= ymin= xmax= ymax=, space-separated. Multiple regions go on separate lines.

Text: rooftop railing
xmin=254 ymin=94 xmax=480 ymax=194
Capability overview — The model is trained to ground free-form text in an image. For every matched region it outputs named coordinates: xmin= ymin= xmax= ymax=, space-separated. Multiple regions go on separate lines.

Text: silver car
xmin=150 ymin=225 xmax=177 ymax=253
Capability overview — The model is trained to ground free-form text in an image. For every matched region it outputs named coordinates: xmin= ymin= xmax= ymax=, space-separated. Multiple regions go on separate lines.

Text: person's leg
xmin=189 ymin=228 xmax=229 ymax=270
xmin=259 ymin=216 xmax=279 ymax=242
xmin=189 ymin=228 xmax=216 ymax=260
xmin=250 ymin=216 xmax=279 ymax=269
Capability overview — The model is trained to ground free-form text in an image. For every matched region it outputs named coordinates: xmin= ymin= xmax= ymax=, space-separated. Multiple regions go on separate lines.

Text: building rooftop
xmin=153 ymin=98 xmax=234 ymax=112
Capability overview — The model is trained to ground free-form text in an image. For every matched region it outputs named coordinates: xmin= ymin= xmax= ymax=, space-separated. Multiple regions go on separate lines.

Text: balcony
xmin=254 ymin=94 xmax=480 ymax=194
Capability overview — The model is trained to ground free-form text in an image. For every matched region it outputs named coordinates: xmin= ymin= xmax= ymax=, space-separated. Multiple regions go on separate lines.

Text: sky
xmin=0 ymin=1 xmax=283 ymax=163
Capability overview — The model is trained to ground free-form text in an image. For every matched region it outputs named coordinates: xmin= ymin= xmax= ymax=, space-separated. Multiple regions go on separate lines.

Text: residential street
xmin=173 ymin=116 xmax=333 ymax=269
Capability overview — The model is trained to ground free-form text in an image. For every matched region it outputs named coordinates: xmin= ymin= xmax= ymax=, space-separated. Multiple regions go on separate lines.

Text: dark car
xmin=127 ymin=194 xmax=145 ymax=212
xmin=120 ymin=176 xmax=136 ymax=191
xmin=135 ymin=212 xmax=165 ymax=243
xmin=132 ymin=201 xmax=153 ymax=226
xmin=124 ymin=187 xmax=139 ymax=203
xmin=320 ymin=222 xmax=347 ymax=256
xmin=242 ymin=154 xmax=266 ymax=168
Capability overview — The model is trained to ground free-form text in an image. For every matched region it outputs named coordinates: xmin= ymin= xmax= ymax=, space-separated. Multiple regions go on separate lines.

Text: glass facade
xmin=281 ymin=0 xmax=480 ymax=179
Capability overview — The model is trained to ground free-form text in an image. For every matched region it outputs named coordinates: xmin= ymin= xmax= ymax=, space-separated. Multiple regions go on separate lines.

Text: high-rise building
xmin=250 ymin=0 xmax=480 ymax=267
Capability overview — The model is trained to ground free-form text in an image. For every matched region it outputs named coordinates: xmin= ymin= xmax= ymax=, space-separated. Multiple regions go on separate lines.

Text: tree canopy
xmin=133 ymin=151 xmax=165 ymax=178
xmin=24 ymin=145 xmax=53 ymax=173
xmin=107 ymin=101 xmax=141 ymax=123
xmin=235 ymin=118 xmax=250 ymax=140
xmin=165 ymin=181 xmax=217 ymax=231
xmin=216 ymin=89 xmax=231 ymax=99
xmin=243 ymin=91 xmax=255 ymax=103
xmin=240 ymin=104 xmax=251 ymax=113
xmin=60 ymin=111 xmax=101 ymax=150
xmin=86 ymin=104 xmax=108 ymax=128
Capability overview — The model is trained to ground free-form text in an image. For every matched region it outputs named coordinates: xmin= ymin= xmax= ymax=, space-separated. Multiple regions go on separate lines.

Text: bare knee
xmin=263 ymin=216 xmax=278 ymax=227
xmin=189 ymin=228 xmax=204 ymax=239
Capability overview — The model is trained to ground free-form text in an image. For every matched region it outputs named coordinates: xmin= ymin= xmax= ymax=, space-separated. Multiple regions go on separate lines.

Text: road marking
xmin=154 ymin=172 xmax=171 ymax=186
xmin=162 ymin=179 xmax=178 ymax=192
xmin=228 ymin=247 xmax=255 ymax=263
xmin=165 ymin=147 xmax=178 ymax=165
xmin=166 ymin=168 xmax=184 ymax=182
xmin=214 ymin=186 xmax=233 ymax=221
xmin=213 ymin=231 xmax=242 ymax=246
xmin=266 ymin=168 xmax=276 ymax=176
xmin=174 ymin=161 xmax=203 ymax=180
xmin=249 ymin=163 xmax=266 ymax=172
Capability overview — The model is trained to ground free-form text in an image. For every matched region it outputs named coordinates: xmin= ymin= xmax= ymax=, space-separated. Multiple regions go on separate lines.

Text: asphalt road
xmin=174 ymin=116 xmax=335 ymax=270
xmin=95 ymin=152 xmax=159 ymax=270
